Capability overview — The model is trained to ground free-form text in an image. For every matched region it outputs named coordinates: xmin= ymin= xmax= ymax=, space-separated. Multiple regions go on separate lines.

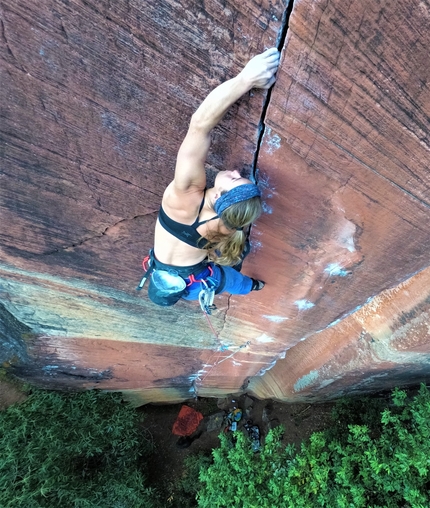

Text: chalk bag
xmin=148 ymin=270 xmax=187 ymax=307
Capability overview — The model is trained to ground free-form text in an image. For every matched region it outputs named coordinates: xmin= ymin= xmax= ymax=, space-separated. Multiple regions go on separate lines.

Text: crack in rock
xmin=250 ymin=0 xmax=294 ymax=183
xmin=1 ymin=17 xmax=28 ymax=72
xmin=36 ymin=212 xmax=158 ymax=256
xmin=217 ymin=293 xmax=232 ymax=343
xmin=221 ymin=0 xmax=295 ymax=334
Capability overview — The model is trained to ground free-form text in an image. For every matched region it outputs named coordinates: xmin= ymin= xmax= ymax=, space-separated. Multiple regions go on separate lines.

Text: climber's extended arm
xmin=172 ymin=48 xmax=280 ymax=194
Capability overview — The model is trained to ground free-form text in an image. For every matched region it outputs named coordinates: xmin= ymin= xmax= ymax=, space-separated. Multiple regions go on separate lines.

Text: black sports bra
xmin=158 ymin=195 xmax=218 ymax=248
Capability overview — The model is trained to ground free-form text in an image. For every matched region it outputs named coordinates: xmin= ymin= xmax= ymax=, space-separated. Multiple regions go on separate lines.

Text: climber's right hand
xmin=239 ymin=48 xmax=281 ymax=89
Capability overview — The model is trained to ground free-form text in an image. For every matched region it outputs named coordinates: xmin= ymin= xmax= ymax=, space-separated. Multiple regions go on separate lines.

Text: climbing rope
xmin=193 ymin=340 xmax=252 ymax=393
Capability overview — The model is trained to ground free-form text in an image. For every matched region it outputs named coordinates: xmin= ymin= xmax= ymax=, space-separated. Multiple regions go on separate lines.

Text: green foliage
xmin=329 ymin=392 xmax=386 ymax=439
xmin=170 ymin=452 xmax=213 ymax=508
xmin=0 ymin=389 xmax=159 ymax=508
xmin=196 ymin=384 xmax=430 ymax=508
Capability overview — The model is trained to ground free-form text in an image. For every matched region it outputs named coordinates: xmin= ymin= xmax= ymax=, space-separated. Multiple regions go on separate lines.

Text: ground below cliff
xmin=0 ymin=378 xmax=333 ymax=504
xmin=139 ymin=394 xmax=334 ymax=504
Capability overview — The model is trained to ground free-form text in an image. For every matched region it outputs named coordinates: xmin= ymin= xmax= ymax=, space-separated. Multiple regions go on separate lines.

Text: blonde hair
xmin=202 ymin=195 xmax=262 ymax=266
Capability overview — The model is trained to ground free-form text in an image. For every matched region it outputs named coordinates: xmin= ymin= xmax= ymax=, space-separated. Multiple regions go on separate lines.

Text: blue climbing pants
xmin=182 ymin=264 xmax=253 ymax=301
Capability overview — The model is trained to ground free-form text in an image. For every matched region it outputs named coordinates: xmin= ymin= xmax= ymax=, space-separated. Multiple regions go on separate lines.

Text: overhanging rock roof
xmin=1 ymin=0 xmax=429 ymax=404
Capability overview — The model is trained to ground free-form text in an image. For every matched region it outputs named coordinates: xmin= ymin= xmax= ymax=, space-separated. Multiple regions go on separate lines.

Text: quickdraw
xmin=198 ymin=279 xmax=215 ymax=314
xmin=186 ymin=265 xmax=216 ymax=315
xmin=190 ymin=265 xmax=219 ymax=338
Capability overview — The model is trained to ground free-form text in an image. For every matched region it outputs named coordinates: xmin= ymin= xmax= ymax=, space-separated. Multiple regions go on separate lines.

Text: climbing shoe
xmin=251 ymin=279 xmax=265 ymax=291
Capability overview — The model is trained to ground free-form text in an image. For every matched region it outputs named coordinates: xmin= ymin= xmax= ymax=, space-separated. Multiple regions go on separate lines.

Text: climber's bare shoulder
xmin=161 ymin=181 xmax=205 ymax=223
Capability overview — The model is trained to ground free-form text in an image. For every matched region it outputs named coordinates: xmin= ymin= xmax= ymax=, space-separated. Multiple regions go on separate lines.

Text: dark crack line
xmin=1 ymin=17 xmax=28 ymax=73
xmin=216 ymin=1 xmax=295 ymax=343
xmin=218 ymin=293 xmax=232 ymax=340
xmin=219 ymin=2 xmax=294 ymax=387
xmin=276 ymin=0 xmax=295 ymax=53
xmin=250 ymin=1 xmax=294 ymax=183
xmin=34 ymin=212 xmax=158 ymax=257
xmin=60 ymin=19 xmax=69 ymax=43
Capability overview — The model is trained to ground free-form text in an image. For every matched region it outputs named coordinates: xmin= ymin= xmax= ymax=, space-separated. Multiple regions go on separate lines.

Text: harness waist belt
xmin=151 ymin=251 xmax=209 ymax=278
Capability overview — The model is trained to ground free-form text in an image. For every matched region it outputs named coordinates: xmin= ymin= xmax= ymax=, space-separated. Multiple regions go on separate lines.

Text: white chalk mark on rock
xmin=263 ymin=315 xmax=290 ymax=322
xmin=255 ymin=333 xmax=275 ymax=343
xmin=325 ymin=263 xmax=349 ymax=276
xmin=264 ymin=127 xmax=281 ymax=154
xmin=295 ymin=299 xmax=315 ymax=310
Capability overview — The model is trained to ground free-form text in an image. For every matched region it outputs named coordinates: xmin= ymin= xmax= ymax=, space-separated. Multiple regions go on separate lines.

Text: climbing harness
xmin=136 ymin=251 xmax=220 ymax=336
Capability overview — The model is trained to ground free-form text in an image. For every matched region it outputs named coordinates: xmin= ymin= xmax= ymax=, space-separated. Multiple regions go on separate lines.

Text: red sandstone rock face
xmin=249 ymin=267 xmax=430 ymax=401
xmin=1 ymin=0 xmax=429 ymax=403
xmin=245 ymin=0 xmax=430 ymax=398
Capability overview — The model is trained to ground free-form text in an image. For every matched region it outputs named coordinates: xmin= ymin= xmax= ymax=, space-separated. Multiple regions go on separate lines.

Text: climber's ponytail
xmin=202 ymin=195 xmax=262 ymax=266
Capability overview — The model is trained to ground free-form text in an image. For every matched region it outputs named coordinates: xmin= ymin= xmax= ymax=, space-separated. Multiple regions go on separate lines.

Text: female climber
xmin=144 ymin=48 xmax=280 ymax=306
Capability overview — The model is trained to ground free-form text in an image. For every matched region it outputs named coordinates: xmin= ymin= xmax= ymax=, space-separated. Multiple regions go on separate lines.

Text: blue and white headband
xmin=214 ymin=184 xmax=261 ymax=215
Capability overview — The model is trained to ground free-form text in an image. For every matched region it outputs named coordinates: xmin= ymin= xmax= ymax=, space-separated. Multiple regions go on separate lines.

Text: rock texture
xmin=1 ymin=0 xmax=429 ymax=404
xmin=249 ymin=266 xmax=430 ymax=401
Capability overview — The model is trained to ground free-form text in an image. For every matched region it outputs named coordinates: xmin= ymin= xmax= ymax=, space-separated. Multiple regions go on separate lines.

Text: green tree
xmin=197 ymin=384 xmax=430 ymax=508
xmin=0 ymin=389 xmax=159 ymax=508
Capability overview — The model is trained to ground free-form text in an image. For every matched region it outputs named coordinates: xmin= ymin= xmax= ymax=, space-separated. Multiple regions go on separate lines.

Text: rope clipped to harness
xmin=185 ymin=266 xmax=217 ymax=315
xmin=136 ymin=251 xmax=219 ymax=338
xmin=198 ymin=277 xmax=220 ymax=340
xmin=186 ymin=265 xmax=219 ymax=338
xmin=198 ymin=279 xmax=215 ymax=314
